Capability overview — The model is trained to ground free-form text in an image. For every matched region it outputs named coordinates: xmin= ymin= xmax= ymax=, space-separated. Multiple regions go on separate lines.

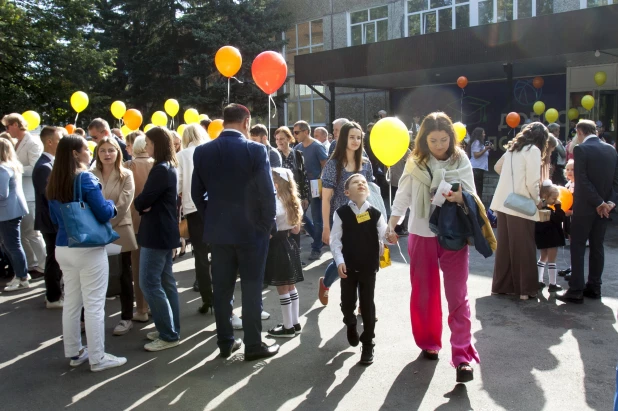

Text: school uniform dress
xmin=535 ymin=204 xmax=566 ymax=249
xmin=263 ymin=197 xmax=303 ymax=286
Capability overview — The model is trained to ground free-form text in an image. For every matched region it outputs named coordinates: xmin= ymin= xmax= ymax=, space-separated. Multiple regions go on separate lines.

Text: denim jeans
xmin=0 ymin=217 xmax=28 ymax=279
xmin=139 ymin=247 xmax=180 ymax=342
xmin=324 ymin=260 xmax=339 ymax=288
xmin=308 ymin=197 xmax=323 ymax=252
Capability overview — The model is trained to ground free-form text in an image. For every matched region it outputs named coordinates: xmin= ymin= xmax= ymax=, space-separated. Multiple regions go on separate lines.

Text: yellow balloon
xmin=545 ymin=108 xmax=559 ymax=123
xmin=453 ymin=122 xmax=467 ymax=142
xmin=199 ymin=114 xmax=209 ymax=122
xmin=567 ymin=108 xmax=579 ymax=121
xmin=87 ymin=141 xmax=97 ymax=155
xmin=164 ymin=99 xmax=180 ymax=117
xmin=184 ymin=109 xmax=199 ymax=124
xmin=533 ymin=101 xmax=545 ymax=116
xmin=121 ymin=125 xmax=132 ymax=136
xmin=369 ymin=117 xmax=410 ymax=167
xmin=594 ymin=71 xmax=607 ymax=87
xmin=581 ymin=95 xmax=595 ymax=111
xmin=177 ymin=124 xmax=187 ymax=137
xmin=151 ymin=111 xmax=168 ymax=127
xmin=110 ymin=101 xmax=126 ymax=119
xmin=144 ymin=123 xmax=155 ymax=132
xmin=21 ymin=110 xmax=40 ymax=131
xmin=70 ymin=91 xmax=89 ymax=113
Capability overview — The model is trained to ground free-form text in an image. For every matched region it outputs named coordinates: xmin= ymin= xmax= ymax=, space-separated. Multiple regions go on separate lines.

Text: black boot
xmin=360 ymin=343 xmax=374 ymax=365
xmin=347 ymin=324 xmax=359 ymax=347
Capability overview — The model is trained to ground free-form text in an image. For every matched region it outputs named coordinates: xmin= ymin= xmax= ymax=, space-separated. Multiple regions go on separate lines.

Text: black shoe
xmin=244 ymin=342 xmax=280 ymax=361
xmin=294 ymin=323 xmax=302 ymax=334
xmin=347 ymin=324 xmax=360 ymax=347
xmin=558 ymin=268 xmax=571 ymax=277
xmin=548 ymin=284 xmax=563 ymax=293
xmin=268 ymin=324 xmax=296 ymax=338
xmin=456 ymin=363 xmax=474 ymax=383
xmin=583 ymin=288 xmax=601 ymax=299
xmin=422 ymin=349 xmax=439 ymax=360
xmin=198 ymin=303 xmax=213 ymax=315
xmin=538 ymin=282 xmax=546 ymax=290
xmin=564 ymin=274 xmax=571 ymax=281
xmin=556 ymin=291 xmax=584 ymax=304
xmin=193 ymin=279 xmax=199 ymax=292
xmin=360 ymin=343 xmax=374 ymax=365
xmin=220 ymin=338 xmax=242 ymax=358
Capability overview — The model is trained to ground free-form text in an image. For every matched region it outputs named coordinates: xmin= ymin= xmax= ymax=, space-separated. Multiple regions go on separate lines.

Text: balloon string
xmin=228 ymin=78 xmax=230 ymax=104
xmin=75 ymin=113 xmax=79 ymax=125
xmin=384 ymin=166 xmax=408 ymax=264
xmin=269 ymin=96 xmax=277 ymax=119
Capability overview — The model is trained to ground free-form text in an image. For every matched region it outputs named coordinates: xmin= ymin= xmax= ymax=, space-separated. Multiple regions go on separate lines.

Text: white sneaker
xmin=90 ymin=353 xmax=127 ymax=372
xmin=4 ymin=277 xmax=29 ymax=292
xmin=46 ymin=298 xmax=63 ymax=309
xmin=144 ymin=338 xmax=180 ymax=352
xmin=232 ymin=314 xmax=242 ymax=330
xmin=261 ymin=311 xmax=271 ymax=320
xmin=69 ymin=347 xmax=89 ymax=367
xmin=133 ymin=312 xmax=149 ymax=322
xmin=113 ymin=320 xmax=133 ymax=336
xmin=146 ymin=331 xmax=159 ymax=341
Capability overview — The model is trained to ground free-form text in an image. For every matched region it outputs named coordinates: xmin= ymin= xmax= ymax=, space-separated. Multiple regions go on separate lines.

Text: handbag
xmin=503 ymin=152 xmax=538 ymax=216
xmin=60 ymin=172 xmax=120 ymax=248
xmin=179 ymin=218 xmax=189 ymax=239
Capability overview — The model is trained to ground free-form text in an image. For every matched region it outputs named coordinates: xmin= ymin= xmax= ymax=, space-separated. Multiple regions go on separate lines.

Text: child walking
xmin=559 ymin=159 xmax=575 ymax=278
xmin=536 ymin=181 xmax=566 ymax=292
xmin=264 ymin=168 xmax=304 ymax=338
xmin=330 ymin=173 xmax=387 ymax=365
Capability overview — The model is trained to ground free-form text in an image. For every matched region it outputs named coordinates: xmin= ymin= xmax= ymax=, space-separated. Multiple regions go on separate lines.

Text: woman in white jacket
xmin=177 ymin=124 xmax=211 ymax=313
xmin=490 ymin=122 xmax=549 ymax=300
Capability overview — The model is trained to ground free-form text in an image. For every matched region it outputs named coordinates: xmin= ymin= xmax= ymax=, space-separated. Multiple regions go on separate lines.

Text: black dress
xmin=535 ymin=204 xmax=566 ymax=249
xmin=263 ymin=230 xmax=304 ymax=286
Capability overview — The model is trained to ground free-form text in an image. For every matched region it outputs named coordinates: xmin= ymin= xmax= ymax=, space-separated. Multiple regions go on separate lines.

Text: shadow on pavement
xmin=379 ymin=352 xmax=438 ymax=410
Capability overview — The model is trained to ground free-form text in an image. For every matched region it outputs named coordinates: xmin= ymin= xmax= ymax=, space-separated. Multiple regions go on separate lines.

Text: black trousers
xmin=42 ymin=232 xmax=63 ymax=302
xmin=187 ymin=212 xmax=212 ymax=305
xmin=119 ymin=251 xmax=134 ymax=320
xmin=473 ymin=168 xmax=485 ymax=199
xmin=340 ymin=269 xmax=376 ymax=345
xmin=569 ymin=213 xmax=609 ymax=293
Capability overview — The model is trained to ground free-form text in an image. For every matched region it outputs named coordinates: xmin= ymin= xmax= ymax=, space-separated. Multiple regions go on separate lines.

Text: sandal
xmin=422 ymin=349 xmax=439 ymax=360
xmin=456 ymin=362 xmax=474 ymax=383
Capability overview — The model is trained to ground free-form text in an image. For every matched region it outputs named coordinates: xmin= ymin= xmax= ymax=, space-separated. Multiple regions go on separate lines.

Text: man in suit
xmin=558 ymin=120 xmax=618 ymax=304
xmin=192 ymin=103 xmax=279 ymax=360
xmin=88 ymin=118 xmax=131 ymax=162
xmin=33 ymin=126 xmax=63 ymax=308
xmin=2 ymin=113 xmax=46 ymax=275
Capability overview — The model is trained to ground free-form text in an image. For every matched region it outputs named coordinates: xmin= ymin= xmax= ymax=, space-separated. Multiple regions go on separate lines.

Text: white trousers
xmin=56 ymin=246 xmax=108 ymax=365
xmin=21 ymin=201 xmax=46 ymax=270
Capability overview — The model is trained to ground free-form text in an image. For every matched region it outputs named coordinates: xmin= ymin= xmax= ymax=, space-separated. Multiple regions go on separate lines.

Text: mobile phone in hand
xmin=450 ymin=183 xmax=460 ymax=192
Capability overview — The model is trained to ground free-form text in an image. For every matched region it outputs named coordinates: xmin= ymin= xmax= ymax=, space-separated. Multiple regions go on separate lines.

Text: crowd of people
xmin=1 ymin=104 xmax=617 ymax=383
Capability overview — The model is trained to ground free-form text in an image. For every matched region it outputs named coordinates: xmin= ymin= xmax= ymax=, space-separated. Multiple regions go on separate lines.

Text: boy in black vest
xmin=330 ymin=173 xmax=387 ymax=365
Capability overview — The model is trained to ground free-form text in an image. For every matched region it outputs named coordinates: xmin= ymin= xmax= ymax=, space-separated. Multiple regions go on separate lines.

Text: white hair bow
xmin=542 ymin=179 xmax=553 ymax=187
xmin=273 ymin=167 xmax=293 ymax=182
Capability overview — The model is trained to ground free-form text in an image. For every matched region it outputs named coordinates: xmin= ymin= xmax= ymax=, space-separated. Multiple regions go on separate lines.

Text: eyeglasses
xmin=293 ymin=130 xmax=304 ymax=135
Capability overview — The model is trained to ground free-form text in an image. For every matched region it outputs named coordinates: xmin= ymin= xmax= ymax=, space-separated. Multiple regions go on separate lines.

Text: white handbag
xmin=503 ymin=152 xmax=537 ymax=216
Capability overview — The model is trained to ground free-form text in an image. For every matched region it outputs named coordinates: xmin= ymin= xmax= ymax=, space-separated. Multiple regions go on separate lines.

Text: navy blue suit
xmin=192 ymin=129 xmax=276 ymax=353
xmin=569 ymin=136 xmax=618 ymax=294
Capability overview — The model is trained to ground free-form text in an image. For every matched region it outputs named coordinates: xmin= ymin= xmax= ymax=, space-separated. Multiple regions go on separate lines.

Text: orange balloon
xmin=251 ymin=51 xmax=287 ymax=95
xmin=533 ymin=76 xmax=544 ymax=89
xmin=558 ymin=186 xmax=573 ymax=211
xmin=208 ymin=119 xmax=224 ymax=139
xmin=506 ymin=112 xmax=521 ymax=129
xmin=65 ymin=124 xmax=75 ymax=134
xmin=457 ymin=76 xmax=468 ymax=89
xmin=215 ymin=46 xmax=242 ymax=78
xmin=123 ymin=109 xmax=143 ymax=131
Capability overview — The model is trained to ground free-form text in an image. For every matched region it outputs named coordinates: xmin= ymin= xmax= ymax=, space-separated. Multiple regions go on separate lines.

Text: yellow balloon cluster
xmin=121 ymin=125 xmax=131 ymax=137
xmin=152 ymin=111 xmax=168 ymax=127
xmin=369 ymin=117 xmax=410 ymax=167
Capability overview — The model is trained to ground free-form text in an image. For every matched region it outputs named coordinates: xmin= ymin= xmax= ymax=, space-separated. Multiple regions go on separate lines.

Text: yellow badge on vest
xmin=356 ymin=211 xmax=370 ymax=223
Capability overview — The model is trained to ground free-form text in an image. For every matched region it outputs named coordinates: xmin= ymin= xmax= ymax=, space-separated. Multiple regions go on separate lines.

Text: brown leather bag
xmin=179 ymin=218 xmax=190 ymax=239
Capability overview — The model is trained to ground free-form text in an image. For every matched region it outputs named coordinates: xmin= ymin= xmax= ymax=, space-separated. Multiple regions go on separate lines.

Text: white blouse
xmin=275 ymin=196 xmax=302 ymax=231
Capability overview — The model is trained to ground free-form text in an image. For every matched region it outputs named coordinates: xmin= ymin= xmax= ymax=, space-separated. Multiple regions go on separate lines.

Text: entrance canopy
xmin=295 ymin=5 xmax=618 ymax=89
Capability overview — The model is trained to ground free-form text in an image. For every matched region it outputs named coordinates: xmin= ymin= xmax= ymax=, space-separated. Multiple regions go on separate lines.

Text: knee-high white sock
xmin=537 ymin=261 xmax=546 ymax=282
xmin=279 ymin=293 xmax=293 ymax=329
xmin=548 ymin=263 xmax=557 ymax=285
xmin=289 ymin=289 xmax=299 ymax=326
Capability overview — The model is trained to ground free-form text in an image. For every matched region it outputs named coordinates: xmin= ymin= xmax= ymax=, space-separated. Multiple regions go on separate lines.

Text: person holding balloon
xmin=535 ymin=182 xmax=566 ymax=293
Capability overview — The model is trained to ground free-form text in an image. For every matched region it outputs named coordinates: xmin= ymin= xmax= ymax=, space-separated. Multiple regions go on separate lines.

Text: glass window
xmin=455 ymin=5 xmax=469 ymax=29
xmin=351 ymin=10 xmax=368 ymax=24
xmin=350 ymin=6 xmax=389 ymax=45
xmin=286 ymin=51 xmax=295 ymax=76
xmin=377 ymin=20 xmax=388 ymax=41
xmin=311 ymin=20 xmax=323 ymax=45
xmin=300 ymin=101 xmax=312 ymax=121
xmin=431 ymin=0 xmax=452 ymax=7
xmin=287 ymin=101 xmax=298 ymax=124
xmin=424 ymin=12 xmax=436 ymax=33
xmin=314 ymin=100 xmax=326 ymax=124
xmin=285 ymin=28 xmax=296 ymax=49
xmin=312 ymin=45 xmax=324 ymax=53
xmin=287 ymin=77 xmax=296 ymax=99
xmin=478 ymin=0 xmax=494 ymax=24
xmin=408 ymin=14 xmax=422 ymax=36
xmin=497 ymin=0 xmax=514 ymax=22
xmin=537 ymin=0 xmax=553 ymax=15
xmin=587 ymin=0 xmax=609 ymax=6
xmin=365 ymin=23 xmax=377 ymax=43
xmin=351 ymin=25 xmax=363 ymax=46
xmin=297 ymin=22 xmax=310 ymax=48
xmin=408 ymin=0 xmax=428 ymax=13
xmin=518 ymin=0 xmax=532 ymax=18
xmin=438 ymin=8 xmax=453 ymax=31
xmin=370 ymin=5 xmax=389 ymax=19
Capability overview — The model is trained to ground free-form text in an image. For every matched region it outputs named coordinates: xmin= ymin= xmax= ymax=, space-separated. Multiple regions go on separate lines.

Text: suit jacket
xmin=134 ymin=161 xmax=180 ymax=249
xmin=191 ymin=129 xmax=276 ymax=245
xmin=572 ymin=136 xmax=618 ymax=216
xmin=32 ymin=153 xmax=55 ymax=233
xmin=124 ymin=154 xmax=154 ymax=234
xmin=0 ymin=165 xmax=28 ymax=222
xmin=92 ymin=167 xmax=137 ymax=252
xmin=15 ymin=132 xmax=43 ymax=202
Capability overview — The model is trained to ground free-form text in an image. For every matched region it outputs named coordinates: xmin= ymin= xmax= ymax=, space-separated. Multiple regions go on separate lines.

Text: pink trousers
xmin=408 ymin=234 xmax=480 ymax=366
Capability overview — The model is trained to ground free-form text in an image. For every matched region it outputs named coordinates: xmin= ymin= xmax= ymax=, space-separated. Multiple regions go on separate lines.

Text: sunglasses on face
xmin=293 ymin=130 xmax=302 ymax=135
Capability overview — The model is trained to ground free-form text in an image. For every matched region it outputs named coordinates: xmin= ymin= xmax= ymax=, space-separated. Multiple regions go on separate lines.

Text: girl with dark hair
xmin=317 ymin=122 xmax=373 ymax=305
xmin=468 ymin=127 xmax=493 ymax=199
xmin=48 ymin=135 xmax=127 ymax=372
xmin=134 ymin=127 xmax=181 ymax=352
xmin=490 ymin=122 xmax=549 ymax=300
xmin=388 ymin=112 xmax=478 ymax=383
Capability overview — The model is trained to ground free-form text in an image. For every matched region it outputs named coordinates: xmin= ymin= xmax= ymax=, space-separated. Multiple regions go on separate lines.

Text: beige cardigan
xmin=490 ymin=144 xmax=541 ymax=221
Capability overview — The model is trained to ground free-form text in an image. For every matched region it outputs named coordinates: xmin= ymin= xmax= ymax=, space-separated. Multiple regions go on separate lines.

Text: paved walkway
xmin=1 ymin=223 xmax=617 ymax=410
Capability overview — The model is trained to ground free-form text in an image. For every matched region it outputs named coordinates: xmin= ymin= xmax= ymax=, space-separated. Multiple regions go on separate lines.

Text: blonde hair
xmin=0 ymin=138 xmax=23 ymax=173
xmin=125 ymin=130 xmax=145 ymax=146
xmin=182 ymin=123 xmax=209 ymax=149
xmin=132 ymin=136 xmax=147 ymax=155
xmin=1 ymin=113 xmax=27 ymax=131
xmin=272 ymin=170 xmax=302 ymax=227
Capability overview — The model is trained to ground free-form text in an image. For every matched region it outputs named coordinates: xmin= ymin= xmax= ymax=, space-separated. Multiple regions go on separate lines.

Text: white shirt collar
xmin=347 ymin=200 xmax=371 ymax=214
xmin=583 ymin=134 xmax=598 ymax=143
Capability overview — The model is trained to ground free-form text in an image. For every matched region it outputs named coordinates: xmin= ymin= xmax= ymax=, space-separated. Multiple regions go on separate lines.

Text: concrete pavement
xmin=1 ymin=223 xmax=617 ymax=410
